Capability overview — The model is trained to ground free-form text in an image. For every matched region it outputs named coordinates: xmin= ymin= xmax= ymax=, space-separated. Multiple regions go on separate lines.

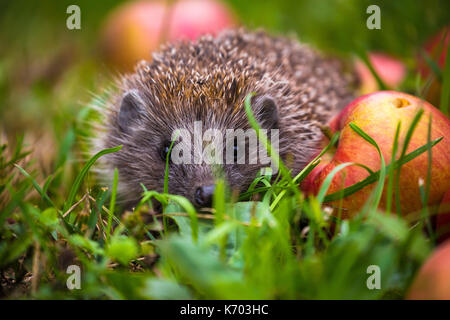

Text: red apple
xmin=437 ymin=189 xmax=450 ymax=243
xmin=300 ymin=91 xmax=450 ymax=219
xmin=100 ymin=0 xmax=236 ymax=71
xmin=355 ymin=53 xmax=406 ymax=94
xmin=418 ymin=26 xmax=449 ymax=107
xmin=419 ymin=26 xmax=449 ymax=78
xmin=407 ymin=240 xmax=450 ymax=299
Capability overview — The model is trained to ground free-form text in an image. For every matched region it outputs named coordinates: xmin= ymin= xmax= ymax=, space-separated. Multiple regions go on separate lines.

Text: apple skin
xmin=300 ymin=91 xmax=450 ymax=219
xmin=100 ymin=0 xmax=235 ymax=71
xmin=437 ymin=189 xmax=450 ymax=243
xmin=355 ymin=53 xmax=406 ymax=94
xmin=407 ymin=240 xmax=450 ymax=299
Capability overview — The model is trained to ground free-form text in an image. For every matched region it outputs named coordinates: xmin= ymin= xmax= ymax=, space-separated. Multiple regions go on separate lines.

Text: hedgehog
xmin=92 ymin=28 xmax=356 ymax=209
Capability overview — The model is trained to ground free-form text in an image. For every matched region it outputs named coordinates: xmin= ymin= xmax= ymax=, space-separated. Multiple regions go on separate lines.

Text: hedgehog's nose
xmin=194 ymin=185 xmax=215 ymax=207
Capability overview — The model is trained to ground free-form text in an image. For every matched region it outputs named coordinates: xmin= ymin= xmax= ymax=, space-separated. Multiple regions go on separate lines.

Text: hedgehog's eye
xmin=160 ymin=141 xmax=172 ymax=163
xmin=233 ymin=137 xmax=238 ymax=163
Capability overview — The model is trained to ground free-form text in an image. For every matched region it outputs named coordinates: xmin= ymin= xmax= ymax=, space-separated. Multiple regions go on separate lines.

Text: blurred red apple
xmin=100 ymin=0 xmax=236 ymax=71
xmin=419 ymin=26 xmax=449 ymax=78
xmin=355 ymin=53 xmax=406 ymax=94
xmin=418 ymin=26 xmax=449 ymax=107
xmin=300 ymin=91 xmax=450 ymax=219
xmin=437 ymin=189 xmax=450 ymax=243
xmin=407 ymin=240 xmax=450 ymax=300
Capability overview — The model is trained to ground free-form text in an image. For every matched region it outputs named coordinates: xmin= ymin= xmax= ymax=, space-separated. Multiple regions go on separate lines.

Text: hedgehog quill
xmin=92 ymin=29 xmax=356 ymax=208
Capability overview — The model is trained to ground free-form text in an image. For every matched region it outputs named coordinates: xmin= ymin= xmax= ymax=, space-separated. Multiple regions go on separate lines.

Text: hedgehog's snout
xmin=194 ymin=184 xmax=215 ymax=208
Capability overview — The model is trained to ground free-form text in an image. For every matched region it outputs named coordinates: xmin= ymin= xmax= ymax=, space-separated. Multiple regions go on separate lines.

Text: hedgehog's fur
xmin=92 ymin=28 xmax=356 ymax=207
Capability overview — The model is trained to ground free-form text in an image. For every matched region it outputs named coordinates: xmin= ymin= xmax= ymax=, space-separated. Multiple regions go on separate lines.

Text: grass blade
xmin=317 ymin=162 xmax=356 ymax=204
xmin=164 ymin=133 xmax=179 ymax=194
xmin=349 ymin=123 xmax=386 ymax=209
xmin=324 ymin=136 xmax=442 ymax=202
xmin=420 ymin=114 xmax=434 ymax=242
xmin=293 ymin=132 xmax=340 ymax=184
xmin=166 ymin=194 xmax=198 ymax=242
xmin=64 ymin=145 xmax=122 ymax=212
xmin=244 ymin=93 xmax=293 ymax=187
xmin=420 ymin=49 xmax=443 ymax=82
xmin=14 ymin=164 xmax=56 ymax=208
xmin=106 ymin=168 xmax=119 ymax=241
xmin=356 ymin=50 xmax=388 ymax=90
xmin=395 ymin=109 xmax=424 ymax=216
xmin=386 ymin=122 xmax=401 ymax=213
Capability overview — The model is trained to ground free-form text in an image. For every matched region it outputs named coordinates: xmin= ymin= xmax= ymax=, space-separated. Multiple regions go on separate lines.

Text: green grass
xmin=0 ymin=94 xmax=443 ymax=299
xmin=1 ymin=0 xmax=450 ymax=300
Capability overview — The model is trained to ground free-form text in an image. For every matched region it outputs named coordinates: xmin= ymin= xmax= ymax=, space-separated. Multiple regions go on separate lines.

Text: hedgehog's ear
xmin=251 ymin=95 xmax=279 ymax=129
xmin=118 ymin=90 xmax=146 ymax=132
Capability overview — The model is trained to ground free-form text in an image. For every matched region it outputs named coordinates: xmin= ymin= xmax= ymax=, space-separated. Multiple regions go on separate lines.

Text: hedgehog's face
xmin=112 ymin=90 xmax=280 ymax=209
